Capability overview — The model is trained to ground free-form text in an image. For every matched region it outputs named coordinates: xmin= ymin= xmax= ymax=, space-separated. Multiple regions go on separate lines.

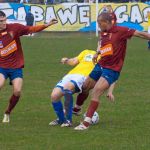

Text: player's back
xmin=68 ymin=50 xmax=99 ymax=76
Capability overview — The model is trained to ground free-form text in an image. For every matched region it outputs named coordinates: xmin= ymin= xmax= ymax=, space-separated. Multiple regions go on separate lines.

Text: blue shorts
xmin=0 ymin=68 xmax=23 ymax=81
xmin=89 ymin=64 xmax=120 ymax=85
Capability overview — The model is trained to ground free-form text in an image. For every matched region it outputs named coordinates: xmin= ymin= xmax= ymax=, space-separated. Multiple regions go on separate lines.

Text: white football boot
xmin=2 ymin=114 xmax=10 ymax=123
xmin=61 ymin=120 xmax=72 ymax=127
xmin=74 ymin=123 xmax=89 ymax=130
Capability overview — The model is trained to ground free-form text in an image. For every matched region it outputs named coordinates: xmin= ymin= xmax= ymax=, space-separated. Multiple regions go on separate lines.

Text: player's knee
xmin=82 ymin=86 xmax=90 ymax=94
xmin=82 ymin=84 xmax=93 ymax=93
xmin=51 ymin=93 xmax=60 ymax=102
xmin=13 ymin=89 xmax=21 ymax=96
xmin=91 ymin=88 xmax=103 ymax=99
xmin=51 ymin=87 xmax=64 ymax=102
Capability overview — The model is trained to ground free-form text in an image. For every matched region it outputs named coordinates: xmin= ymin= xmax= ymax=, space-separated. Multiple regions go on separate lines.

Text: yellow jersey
xmin=68 ymin=50 xmax=100 ymax=76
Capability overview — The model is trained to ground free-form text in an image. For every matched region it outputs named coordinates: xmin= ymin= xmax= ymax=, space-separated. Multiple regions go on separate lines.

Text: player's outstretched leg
xmin=74 ymin=77 xmax=109 ymax=130
xmin=73 ymin=92 xmax=89 ymax=115
xmin=73 ymin=76 xmax=96 ymax=116
xmin=74 ymin=100 xmax=99 ymax=130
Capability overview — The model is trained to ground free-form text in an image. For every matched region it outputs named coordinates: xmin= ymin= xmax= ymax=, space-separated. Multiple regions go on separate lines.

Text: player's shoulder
xmin=115 ymin=25 xmax=126 ymax=29
xmin=115 ymin=25 xmax=130 ymax=32
xmin=117 ymin=26 xmax=136 ymax=33
xmin=6 ymin=23 xmax=19 ymax=30
xmin=81 ymin=49 xmax=96 ymax=54
xmin=7 ymin=23 xmax=15 ymax=28
xmin=7 ymin=23 xmax=25 ymax=28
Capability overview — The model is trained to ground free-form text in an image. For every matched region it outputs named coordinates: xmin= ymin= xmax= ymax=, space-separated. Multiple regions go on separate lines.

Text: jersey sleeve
xmin=14 ymin=23 xmax=30 ymax=36
xmin=119 ymin=26 xmax=135 ymax=40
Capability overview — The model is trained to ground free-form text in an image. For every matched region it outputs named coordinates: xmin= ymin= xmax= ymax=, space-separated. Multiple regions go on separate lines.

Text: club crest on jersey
xmin=85 ymin=54 xmax=93 ymax=61
xmin=0 ymin=41 xmax=3 ymax=48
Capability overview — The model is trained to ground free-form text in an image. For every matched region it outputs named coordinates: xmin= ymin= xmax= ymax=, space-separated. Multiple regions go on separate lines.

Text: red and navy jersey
xmin=98 ymin=26 xmax=135 ymax=72
xmin=0 ymin=23 xmax=30 ymax=69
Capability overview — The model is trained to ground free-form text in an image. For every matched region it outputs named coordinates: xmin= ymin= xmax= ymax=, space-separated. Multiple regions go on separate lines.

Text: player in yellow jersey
xmin=49 ymin=50 xmax=97 ymax=127
xmin=146 ymin=11 xmax=150 ymax=49
xmin=49 ymin=49 xmax=115 ymax=127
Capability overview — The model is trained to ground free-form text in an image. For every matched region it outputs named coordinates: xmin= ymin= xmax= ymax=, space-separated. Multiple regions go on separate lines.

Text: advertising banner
xmin=0 ymin=2 xmax=150 ymax=31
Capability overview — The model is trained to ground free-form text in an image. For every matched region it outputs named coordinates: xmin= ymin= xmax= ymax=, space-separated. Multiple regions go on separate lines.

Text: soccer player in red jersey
xmin=74 ymin=12 xmax=150 ymax=130
xmin=73 ymin=5 xmax=117 ymax=115
xmin=0 ymin=11 xmax=58 ymax=123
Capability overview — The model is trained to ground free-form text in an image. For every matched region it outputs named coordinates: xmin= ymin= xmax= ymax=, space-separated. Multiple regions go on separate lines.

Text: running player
xmin=0 ymin=10 xmax=58 ymax=123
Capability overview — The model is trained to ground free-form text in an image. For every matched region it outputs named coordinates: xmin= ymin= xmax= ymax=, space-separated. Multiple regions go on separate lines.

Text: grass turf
xmin=0 ymin=33 xmax=150 ymax=150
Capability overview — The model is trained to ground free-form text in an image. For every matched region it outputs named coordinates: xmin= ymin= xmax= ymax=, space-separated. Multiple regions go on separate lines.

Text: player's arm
xmin=133 ymin=30 xmax=150 ymax=40
xmin=96 ymin=41 xmax=101 ymax=52
xmin=61 ymin=57 xmax=79 ymax=66
xmin=92 ymin=42 xmax=101 ymax=64
xmin=106 ymin=82 xmax=116 ymax=102
xmin=28 ymin=19 xmax=58 ymax=33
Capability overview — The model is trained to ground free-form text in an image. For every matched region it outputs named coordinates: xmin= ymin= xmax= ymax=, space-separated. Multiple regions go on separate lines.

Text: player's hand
xmin=47 ymin=19 xmax=58 ymax=26
xmin=92 ymin=53 xmax=99 ymax=64
xmin=106 ymin=92 xmax=115 ymax=102
xmin=61 ymin=57 xmax=68 ymax=64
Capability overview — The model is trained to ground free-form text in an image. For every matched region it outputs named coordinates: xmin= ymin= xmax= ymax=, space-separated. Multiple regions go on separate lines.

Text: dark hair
xmin=0 ymin=11 xmax=6 ymax=17
xmin=98 ymin=12 xmax=112 ymax=23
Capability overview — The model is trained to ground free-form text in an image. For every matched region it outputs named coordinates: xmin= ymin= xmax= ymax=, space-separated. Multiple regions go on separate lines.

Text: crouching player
xmin=49 ymin=49 xmax=98 ymax=127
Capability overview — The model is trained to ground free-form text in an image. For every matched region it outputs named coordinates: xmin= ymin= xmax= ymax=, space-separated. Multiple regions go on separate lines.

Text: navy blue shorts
xmin=89 ymin=64 xmax=120 ymax=85
xmin=0 ymin=68 xmax=23 ymax=81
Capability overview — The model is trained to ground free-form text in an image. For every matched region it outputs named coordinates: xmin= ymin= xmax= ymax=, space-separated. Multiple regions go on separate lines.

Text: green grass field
xmin=0 ymin=33 xmax=150 ymax=150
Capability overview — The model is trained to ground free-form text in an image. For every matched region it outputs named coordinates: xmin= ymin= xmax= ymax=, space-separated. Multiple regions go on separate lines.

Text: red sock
xmin=83 ymin=100 xmax=99 ymax=127
xmin=76 ymin=92 xmax=89 ymax=106
xmin=5 ymin=95 xmax=20 ymax=114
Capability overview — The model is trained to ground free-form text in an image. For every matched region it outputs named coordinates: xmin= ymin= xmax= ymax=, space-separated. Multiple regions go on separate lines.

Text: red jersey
xmin=0 ymin=23 xmax=31 ymax=69
xmin=98 ymin=26 xmax=135 ymax=72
